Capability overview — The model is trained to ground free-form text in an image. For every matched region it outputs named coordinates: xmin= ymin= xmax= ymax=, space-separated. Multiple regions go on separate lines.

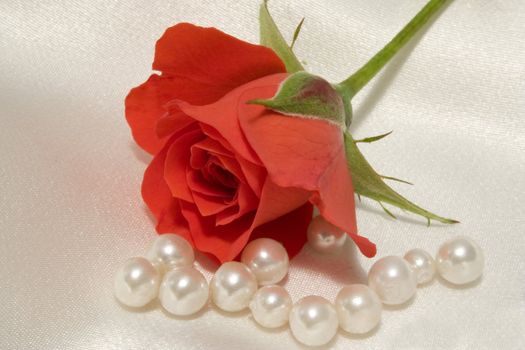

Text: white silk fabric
xmin=1 ymin=0 xmax=524 ymax=349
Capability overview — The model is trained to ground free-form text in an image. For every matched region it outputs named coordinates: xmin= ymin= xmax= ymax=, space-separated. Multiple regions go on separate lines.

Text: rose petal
xmin=164 ymin=128 xmax=203 ymax=202
xmin=310 ymin=152 xmax=376 ymax=257
xmin=126 ymin=23 xmax=285 ymax=154
xmin=141 ymin=142 xmax=192 ymax=243
xmin=180 ymin=201 xmax=255 ymax=262
xmin=249 ymin=203 xmax=313 ymax=260
xmin=252 ymin=177 xmax=310 ymax=228
xmin=234 ymin=80 xmax=376 ymax=257
xmin=186 ymin=171 xmax=232 ymax=198
xmin=154 ymin=23 xmax=285 ymax=85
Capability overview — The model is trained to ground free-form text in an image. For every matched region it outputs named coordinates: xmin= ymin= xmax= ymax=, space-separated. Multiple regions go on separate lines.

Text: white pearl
xmin=249 ymin=285 xmax=292 ymax=328
xmin=146 ymin=234 xmax=194 ymax=273
xmin=335 ymin=284 xmax=382 ymax=334
xmin=404 ymin=248 xmax=436 ymax=285
xmin=159 ymin=266 xmax=209 ymax=316
xmin=210 ymin=262 xmax=258 ymax=312
xmin=241 ymin=238 xmax=289 ymax=285
xmin=307 ymin=215 xmax=347 ymax=254
xmin=289 ymin=296 xmax=339 ymax=347
xmin=436 ymin=236 xmax=484 ymax=285
xmin=368 ymin=256 xmax=417 ymax=305
xmin=114 ymin=257 xmax=160 ymax=307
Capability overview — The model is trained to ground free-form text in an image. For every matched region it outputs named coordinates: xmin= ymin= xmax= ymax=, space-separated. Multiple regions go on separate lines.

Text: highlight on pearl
xmin=210 ymin=261 xmax=258 ymax=312
xmin=146 ymin=234 xmax=194 ymax=273
xmin=404 ymin=248 xmax=436 ymax=285
xmin=289 ymin=295 xmax=339 ymax=346
xmin=368 ymin=256 xmax=417 ymax=305
xmin=159 ymin=266 xmax=209 ymax=316
xmin=114 ymin=257 xmax=160 ymax=307
xmin=436 ymin=236 xmax=484 ymax=285
xmin=249 ymin=285 xmax=292 ymax=328
xmin=241 ymin=238 xmax=289 ymax=285
xmin=307 ymin=215 xmax=347 ymax=254
xmin=335 ymin=284 xmax=382 ymax=334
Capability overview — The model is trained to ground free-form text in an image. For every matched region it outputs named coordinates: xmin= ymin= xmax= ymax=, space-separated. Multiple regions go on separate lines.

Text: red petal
xmin=236 ymin=77 xmax=376 ymax=257
xmin=164 ymin=128 xmax=203 ymax=202
xmin=180 ymin=201 xmax=255 ymax=263
xmin=310 ymin=153 xmax=376 ymax=257
xmin=253 ymin=177 xmax=310 ymax=228
xmin=126 ymin=23 xmax=285 ymax=155
xmin=141 ymin=143 xmax=192 ymax=243
xmin=249 ymin=203 xmax=313 ymax=260
xmin=154 ymin=23 xmax=285 ymax=85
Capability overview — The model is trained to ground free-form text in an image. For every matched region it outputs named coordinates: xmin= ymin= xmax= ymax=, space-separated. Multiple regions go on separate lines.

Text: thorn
xmin=380 ymin=175 xmax=414 ymax=186
xmin=357 ymin=194 xmax=362 ymax=202
xmin=427 ymin=217 xmax=431 ymax=227
xmin=354 ymin=130 xmax=393 ymax=144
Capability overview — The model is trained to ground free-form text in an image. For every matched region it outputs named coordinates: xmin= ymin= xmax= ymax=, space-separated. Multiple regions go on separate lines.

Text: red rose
xmin=126 ymin=23 xmax=376 ymax=262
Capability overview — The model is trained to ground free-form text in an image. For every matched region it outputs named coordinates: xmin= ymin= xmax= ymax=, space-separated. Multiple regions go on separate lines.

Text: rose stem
xmin=336 ymin=0 xmax=449 ymax=100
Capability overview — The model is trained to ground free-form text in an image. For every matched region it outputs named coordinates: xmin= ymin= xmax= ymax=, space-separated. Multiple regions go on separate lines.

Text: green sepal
xmin=354 ymin=131 xmax=393 ymax=143
xmin=344 ymin=132 xmax=458 ymax=224
xmin=249 ymin=72 xmax=345 ymax=126
xmin=290 ymin=17 xmax=305 ymax=49
xmin=259 ymin=0 xmax=304 ymax=73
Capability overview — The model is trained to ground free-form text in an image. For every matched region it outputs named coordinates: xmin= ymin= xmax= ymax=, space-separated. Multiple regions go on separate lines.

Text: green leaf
xmin=290 ymin=17 xmax=305 ymax=49
xmin=344 ymin=132 xmax=458 ymax=224
xmin=249 ymin=72 xmax=345 ymax=126
xmin=354 ymin=130 xmax=393 ymax=143
xmin=259 ymin=0 xmax=304 ymax=73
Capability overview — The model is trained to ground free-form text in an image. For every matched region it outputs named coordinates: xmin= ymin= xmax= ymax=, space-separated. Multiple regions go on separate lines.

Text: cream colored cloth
xmin=1 ymin=0 xmax=524 ymax=349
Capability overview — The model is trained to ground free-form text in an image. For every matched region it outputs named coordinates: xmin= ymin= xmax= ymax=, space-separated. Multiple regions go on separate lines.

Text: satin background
xmin=1 ymin=0 xmax=524 ymax=349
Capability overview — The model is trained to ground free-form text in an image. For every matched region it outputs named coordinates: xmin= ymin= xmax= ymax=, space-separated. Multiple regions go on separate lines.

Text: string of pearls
xmin=114 ymin=216 xmax=484 ymax=347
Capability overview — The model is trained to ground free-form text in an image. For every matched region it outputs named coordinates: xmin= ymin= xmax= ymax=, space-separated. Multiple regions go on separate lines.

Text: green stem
xmin=338 ymin=0 xmax=448 ymax=98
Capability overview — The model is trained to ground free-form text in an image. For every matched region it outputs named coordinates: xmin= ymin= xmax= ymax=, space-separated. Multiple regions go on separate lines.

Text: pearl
xmin=368 ymin=256 xmax=417 ymax=305
xmin=404 ymin=248 xmax=437 ymax=285
xmin=159 ymin=266 xmax=209 ymax=316
xmin=289 ymin=296 xmax=339 ymax=347
xmin=335 ymin=284 xmax=382 ymax=334
xmin=210 ymin=262 xmax=258 ymax=312
xmin=307 ymin=215 xmax=347 ymax=254
xmin=240 ymin=238 xmax=289 ymax=285
xmin=114 ymin=257 xmax=160 ymax=307
xmin=249 ymin=285 xmax=292 ymax=328
xmin=146 ymin=234 xmax=194 ymax=273
xmin=436 ymin=236 xmax=484 ymax=285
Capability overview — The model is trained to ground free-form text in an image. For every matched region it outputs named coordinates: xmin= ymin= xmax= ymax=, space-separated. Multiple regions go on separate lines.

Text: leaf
xmin=354 ymin=131 xmax=393 ymax=143
xmin=259 ymin=0 xmax=304 ymax=73
xmin=249 ymin=72 xmax=345 ymax=126
xmin=290 ymin=17 xmax=305 ymax=49
xmin=344 ymin=132 xmax=459 ymax=224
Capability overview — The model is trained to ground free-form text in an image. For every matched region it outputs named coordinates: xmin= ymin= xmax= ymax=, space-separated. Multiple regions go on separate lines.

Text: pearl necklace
xmin=114 ymin=216 xmax=484 ymax=347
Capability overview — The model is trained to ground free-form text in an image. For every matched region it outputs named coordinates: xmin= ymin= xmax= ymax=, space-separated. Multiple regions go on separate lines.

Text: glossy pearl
xmin=335 ymin=284 xmax=382 ymax=334
xmin=289 ymin=296 xmax=339 ymax=347
xmin=159 ymin=266 xmax=209 ymax=316
xmin=368 ymin=256 xmax=417 ymax=305
xmin=241 ymin=238 xmax=289 ymax=285
xmin=249 ymin=285 xmax=292 ymax=328
xmin=114 ymin=257 xmax=160 ymax=307
xmin=436 ymin=236 xmax=484 ymax=285
xmin=146 ymin=234 xmax=194 ymax=273
xmin=307 ymin=215 xmax=347 ymax=254
xmin=404 ymin=248 xmax=436 ymax=285
xmin=210 ymin=262 xmax=258 ymax=312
